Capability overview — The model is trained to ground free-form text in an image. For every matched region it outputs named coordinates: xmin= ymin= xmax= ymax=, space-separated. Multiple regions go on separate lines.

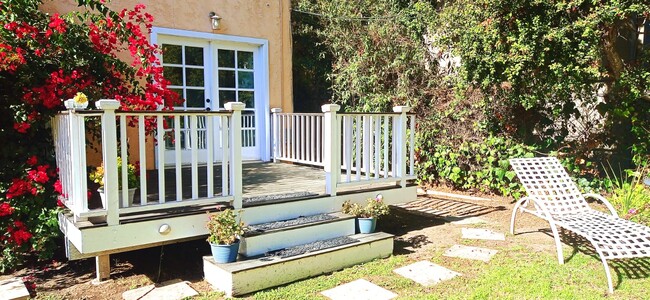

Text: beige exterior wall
xmin=42 ymin=0 xmax=293 ymax=110
xmin=42 ymin=0 xmax=293 ymax=169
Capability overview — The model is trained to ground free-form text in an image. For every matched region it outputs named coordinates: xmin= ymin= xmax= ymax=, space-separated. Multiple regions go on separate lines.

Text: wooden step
xmin=204 ymin=232 xmax=394 ymax=297
xmin=240 ymin=212 xmax=355 ymax=257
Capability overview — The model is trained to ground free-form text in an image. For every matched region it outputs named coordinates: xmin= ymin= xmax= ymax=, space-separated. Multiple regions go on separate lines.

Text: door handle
xmin=205 ymin=98 xmax=211 ymax=103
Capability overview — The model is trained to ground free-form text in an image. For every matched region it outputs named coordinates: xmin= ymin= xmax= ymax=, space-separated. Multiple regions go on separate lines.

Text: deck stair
xmin=203 ymin=212 xmax=394 ymax=297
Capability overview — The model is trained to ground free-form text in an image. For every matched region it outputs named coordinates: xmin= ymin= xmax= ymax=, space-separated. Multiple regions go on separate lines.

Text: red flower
xmin=6 ymin=178 xmax=32 ymax=199
xmin=13 ymin=122 xmax=30 ymax=133
xmin=28 ymin=168 xmax=49 ymax=184
xmin=48 ymin=14 xmax=66 ymax=33
xmin=53 ymin=180 xmax=63 ymax=194
xmin=11 ymin=229 xmax=32 ymax=246
xmin=26 ymin=155 xmax=38 ymax=166
xmin=0 ymin=202 xmax=14 ymax=217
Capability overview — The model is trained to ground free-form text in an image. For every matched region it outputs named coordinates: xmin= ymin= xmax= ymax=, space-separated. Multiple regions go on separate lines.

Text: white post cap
xmin=393 ymin=106 xmax=411 ymax=113
xmin=271 ymin=108 xmax=282 ymax=113
xmin=321 ymin=104 xmax=341 ymax=113
xmin=225 ymin=102 xmax=246 ymax=111
xmin=96 ymin=99 xmax=121 ymax=110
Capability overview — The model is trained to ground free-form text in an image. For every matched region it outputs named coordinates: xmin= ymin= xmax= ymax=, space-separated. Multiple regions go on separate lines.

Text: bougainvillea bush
xmin=0 ymin=0 xmax=180 ymax=271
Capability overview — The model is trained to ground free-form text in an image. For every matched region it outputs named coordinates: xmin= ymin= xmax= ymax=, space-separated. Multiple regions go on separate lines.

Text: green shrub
xmin=606 ymin=164 xmax=650 ymax=225
xmin=417 ymin=135 xmax=535 ymax=198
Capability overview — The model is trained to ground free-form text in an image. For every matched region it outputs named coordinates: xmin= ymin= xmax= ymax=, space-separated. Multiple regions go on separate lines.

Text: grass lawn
xmin=232 ymin=245 xmax=649 ymax=300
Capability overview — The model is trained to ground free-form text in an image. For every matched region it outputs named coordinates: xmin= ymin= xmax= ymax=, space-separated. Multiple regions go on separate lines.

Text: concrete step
xmin=240 ymin=212 xmax=355 ymax=257
xmin=204 ymin=232 xmax=394 ymax=297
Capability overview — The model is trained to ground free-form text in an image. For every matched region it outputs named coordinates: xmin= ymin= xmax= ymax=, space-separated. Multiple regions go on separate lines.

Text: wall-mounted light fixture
xmin=209 ymin=12 xmax=222 ymax=30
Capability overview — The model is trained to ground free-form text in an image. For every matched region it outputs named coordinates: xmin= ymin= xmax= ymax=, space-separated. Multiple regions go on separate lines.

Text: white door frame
xmin=151 ymin=27 xmax=271 ymax=168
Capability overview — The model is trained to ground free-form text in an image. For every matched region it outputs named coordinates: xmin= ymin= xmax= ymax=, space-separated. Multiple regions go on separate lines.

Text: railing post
xmin=65 ymin=110 xmax=89 ymax=219
xmin=97 ymin=99 xmax=121 ymax=226
xmin=271 ymin=108 xmax=282 ymax=162
xmin=226 ymin=102 xmax=245 ymax=209
xmin=393 ymin=106 xmax=411 ymax=187
xmin=322 ymin=104 xmax=340 ymax=196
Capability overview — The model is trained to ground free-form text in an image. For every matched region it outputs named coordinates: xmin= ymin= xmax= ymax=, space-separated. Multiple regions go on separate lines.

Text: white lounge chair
xmin=509 ymin=157 xmax=650 ymax=293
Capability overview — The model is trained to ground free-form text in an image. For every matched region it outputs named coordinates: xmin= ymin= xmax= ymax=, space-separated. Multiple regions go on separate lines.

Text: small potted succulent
xmin=89 ymin=157 xmax=139 ymax=208
xmin=206 ymin=209 xmax=246 ymax=263
xmin=341 ymin=195 xmax=390 ymax=233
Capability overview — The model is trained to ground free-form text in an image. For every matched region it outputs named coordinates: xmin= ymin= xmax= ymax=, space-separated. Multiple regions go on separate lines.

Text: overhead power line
xmin=291 ymin=8 xmax=405 ymax=21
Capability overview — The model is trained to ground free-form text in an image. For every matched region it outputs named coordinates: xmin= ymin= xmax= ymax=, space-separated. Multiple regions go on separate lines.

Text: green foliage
xmin=206 ymin=209 xmax=246 ymax=245
xmin=89 ymin=157 xmax=139 ymax=189
xmin=434 ymin=0 xmax=650 ymax=165
xmin=292 ymin=0 xmax=441 ymax=112
xmin=417 ymin=135 xmax=535 ymax=198
xmin=341 ymin=197 xmax=389 ymax=218
xmin=605 ymin=163 xmax=650 ymax=225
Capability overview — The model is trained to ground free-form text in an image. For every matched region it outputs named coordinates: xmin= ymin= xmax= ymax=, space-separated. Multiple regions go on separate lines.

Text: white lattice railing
xmin=53 ymin=100 xmax=246 ymax=225
xmin=271 ymin=105 xmax=416 ymax=195
xmin=271 ymin=110 xmax=324 ymax=166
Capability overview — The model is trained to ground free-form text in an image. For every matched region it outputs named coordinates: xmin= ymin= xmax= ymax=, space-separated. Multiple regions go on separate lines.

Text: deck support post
xmin=271 ymin=108 xmax=282 ymax=163
xmin=322 ymin=104 xmax=340 ymax=196
xmin=393 ymin=106 xmax=411 ymax=188
xmin=97 ymin=99 xmax=121 ymax=226
xmin=226 ymin=102 xmax=246 ymax=209
xmin=94 ymin=254 xmax=110 ymax=283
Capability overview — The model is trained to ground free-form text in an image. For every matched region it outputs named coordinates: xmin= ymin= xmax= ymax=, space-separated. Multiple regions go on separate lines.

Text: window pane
xmin=163 ymin=66 xmax=183 ymax=86
xmin=238 ymin=51 xmax=254 ymax=69
xmin=186 ymin=68 xmax=204 ymax=87
xmin=185 ymin=46 xmax=204 ymax=66
xmin=238 ymin=91 xmax=254 ymax=108
xmin=218 ymin=90 xmax=236 ymax=108
xmin=238 ymin=71 xmax=254 ymax=89
xmin=186 ymin=89 xmax=205 ymax=108
xmin=218 ymin=49 xmax=235 ymax=68
xmin=162 ymin=44 xmax=182 ymax=64
xmin=218 ymin=70 xmax=235 ymax=88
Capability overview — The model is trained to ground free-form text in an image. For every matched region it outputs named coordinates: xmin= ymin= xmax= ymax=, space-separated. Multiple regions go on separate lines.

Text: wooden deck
xmin=135 ymin=162 xmax=327 ymax=206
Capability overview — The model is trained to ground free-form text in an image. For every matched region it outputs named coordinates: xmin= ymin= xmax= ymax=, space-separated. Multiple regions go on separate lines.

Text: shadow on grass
xmin=532 ymin=228 xmax=650 ymax=290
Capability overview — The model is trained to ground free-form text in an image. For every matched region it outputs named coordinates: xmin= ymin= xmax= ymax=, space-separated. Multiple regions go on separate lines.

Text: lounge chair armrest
xmin=583 ymin=193 xmax=619 ymax=218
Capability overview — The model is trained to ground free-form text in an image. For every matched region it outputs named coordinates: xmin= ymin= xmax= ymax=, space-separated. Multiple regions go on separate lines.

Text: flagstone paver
xmin=320 ymin=279 xmax=397 ymax=300
xmin=393 ymin=260 xmax=461 ymax=287
xmin=443 ymin=244 xmax=498 ymax=262
xmin=445 ymin=216 xmax=488 ymax=225
xmin=461 ymin=228 xmax=505 ymax=241
xmin=0 ymin=277 xmax=29 ymax=300
xmin=122 ymin=280 xmax=198 ymax=300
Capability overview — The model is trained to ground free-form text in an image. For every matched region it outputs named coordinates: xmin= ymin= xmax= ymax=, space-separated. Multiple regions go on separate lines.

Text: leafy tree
xmin=434 ymin=0 xmax=650 ymax=165
xmin=0 ymin=0 xmax=179 ymax=271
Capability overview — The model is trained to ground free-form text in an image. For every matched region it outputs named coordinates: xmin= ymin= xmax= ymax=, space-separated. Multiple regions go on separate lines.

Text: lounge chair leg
xmin=600 ymin=256 xmax=614 ymax=293
xmin=510 ymin=198 xmax=527 ymax=234
xmin=549 ymin=225 xmax=564 ymax=264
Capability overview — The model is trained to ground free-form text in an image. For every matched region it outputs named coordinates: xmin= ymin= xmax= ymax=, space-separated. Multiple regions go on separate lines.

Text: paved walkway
xmin=321 ymin=195 xmax=504 ymax=299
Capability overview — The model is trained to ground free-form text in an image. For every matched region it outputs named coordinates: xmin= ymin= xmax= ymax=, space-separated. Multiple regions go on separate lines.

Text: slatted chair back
xmin=510 ymin=157 xmax=591 ymax=215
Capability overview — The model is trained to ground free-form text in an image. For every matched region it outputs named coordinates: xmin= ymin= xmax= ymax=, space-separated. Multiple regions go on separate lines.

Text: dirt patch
xmin=3 ymin=192 xmax=562 ymax=299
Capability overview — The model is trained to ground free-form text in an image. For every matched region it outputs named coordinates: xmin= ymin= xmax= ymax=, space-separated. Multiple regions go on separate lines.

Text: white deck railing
xmin=272 ymin=105 xmax=416 ymax=195
xmin=53 ymin=100 xmax=246 ymax=225
xmin=271 ymin=109 xmax=324 ymax=166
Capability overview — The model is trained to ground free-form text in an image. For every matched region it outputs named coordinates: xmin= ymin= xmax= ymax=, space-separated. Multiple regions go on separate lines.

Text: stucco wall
xmin=42 ymin=0 xmax=293 ymax=169
xmin=41 ymin=0 xmax=293 ymax=110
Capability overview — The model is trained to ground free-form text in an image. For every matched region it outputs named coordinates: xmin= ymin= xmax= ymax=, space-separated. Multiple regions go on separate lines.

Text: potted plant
xmin=206 ymin=209 xmax=246 ymax=263
xmin=341 ymin=195 xmax=390 ymax=233
xmin=89 ymin=157 xmax=139 ymax=208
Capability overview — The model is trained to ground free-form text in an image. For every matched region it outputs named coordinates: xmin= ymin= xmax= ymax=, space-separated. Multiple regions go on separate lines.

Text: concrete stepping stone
xmin=0 ymin=277 xmax=30 ymax=300
xmin=443 ymin=244 xmax=498 ymax=262
xmin=461 ymin=228 xmax=505 ymax=241
xmin=444 ymin=216 xmax=487 ymax=225
xmin=122 ymin=280 xmax=198 ymax=300
xmin=393 ymin=260 xmax=461 ymax=286
xmin=321 ymin=279 xmax=397 ymax=300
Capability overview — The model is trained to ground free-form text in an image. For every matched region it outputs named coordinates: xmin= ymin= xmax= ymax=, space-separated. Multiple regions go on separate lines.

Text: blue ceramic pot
xmin=357 ymin=217 xmax=376 ymax=234
xmin=210 ymin=241 xmax=240 ymax=263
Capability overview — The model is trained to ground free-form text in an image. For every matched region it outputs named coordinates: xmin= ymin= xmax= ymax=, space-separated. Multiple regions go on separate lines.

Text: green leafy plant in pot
xmin=341 ymin=195 xmax=389 ymax=233
xmin=206 ymin=209 xmax=246 ymax=263
xmin=89 ymin=157 xmax=139 ymax=208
